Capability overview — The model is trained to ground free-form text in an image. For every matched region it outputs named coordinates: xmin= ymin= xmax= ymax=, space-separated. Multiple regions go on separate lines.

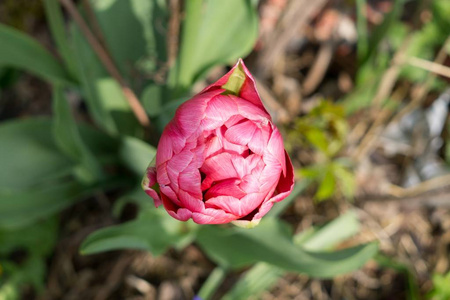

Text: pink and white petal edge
xmin=141 ymin=166 xmax=162 ymax=207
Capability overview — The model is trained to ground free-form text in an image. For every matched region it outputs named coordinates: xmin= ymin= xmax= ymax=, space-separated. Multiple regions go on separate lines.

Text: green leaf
xmin=0 ymin=257 xmax=47 ymax=298
xmin=0 ymin=24 xmax=71 ymax=85
xmin=0 ymin=181 xmax=100 ymax=230
xmin=53 ymin=85 xmax=103 ymax=182
xmin=315 ymin=168 xmax=336 ymax=201
xmin=196 ymin=218 xmax=378 ymax=278
xmin=355 ymin=0 xmax=368 ymax=65
xmin=43 ymin=0 xmax=78 ymax=80
xmin=80 ymin=205 xmax=195 ymax=256
xmin=295 ymin=210 xmax=360 ymax=251
xmin=363 ymin=0 xmax=405 ymax=65
xmin=0 ymin=119 xmax=73 ymax=190
xmin=221 ymin=61 xmax=246 ymax=95
xmin=119 ymin=136 xmax=156 ymax=176
xmin=71 ymin=29 xmax=141 ymax=136
xmin=174 ymin=0 xmax=258 ymax=90
xmin=222 ymin=211 xmax=363 ymax=299
xmin=0 ymin=118 xmax=119 ymax=191
xmin=222 ymin=263 xmax=283 ymax=300
xmin=428 ymin=272 xmax=450 ymax=300
xmin=304 ymin=128 xmax=329 ymax=154
xmin=69 ymin=0 xmax=167 ymax=135
xmin=433 ymin=0 xmax=450 ymax=32
xmin=91 ymin=0 xmax=168 ymax=79
xmin=141 ymin=84 xmax=163 ymax=117
xmin=197 ymin=267 xmax=228 ymax=300
xmin=0 ymin=217 xmax=58 ymax=257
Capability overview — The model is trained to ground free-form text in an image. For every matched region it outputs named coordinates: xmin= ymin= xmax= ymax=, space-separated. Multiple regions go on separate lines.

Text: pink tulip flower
xmin=142 ymin=59 xmax=294 ymax=227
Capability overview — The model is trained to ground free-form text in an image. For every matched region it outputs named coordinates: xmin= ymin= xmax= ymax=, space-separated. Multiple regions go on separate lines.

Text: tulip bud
xmin=142 ymin=59 xmax=294 ymax=227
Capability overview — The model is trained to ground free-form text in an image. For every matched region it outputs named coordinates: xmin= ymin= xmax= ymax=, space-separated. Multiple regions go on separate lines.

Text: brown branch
xmin=58 ymin=0 xmax=150 ymax=128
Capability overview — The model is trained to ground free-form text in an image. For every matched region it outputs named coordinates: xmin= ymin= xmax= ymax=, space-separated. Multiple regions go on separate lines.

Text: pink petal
xmin=231 ymin=156 xmax=248 ymax=178
xmin=205 ymin=195 xmax=242 ymax=216
xmin=234 ymin=96 xmax=271 ymax=121
xmin=224 ymin=115 xmax=245 ymax=128
xmin=240 ymin=174 xmax=262 ymax=194
xmin=222 ymin=137 xmax=248 ymax=156
xmin=165 ymin=122 xmax=187 ymax=155
xmin=200 ymin=95 xmax=238 ymax=131
xmin=270 ymin=151 xmax=295 ymax=203
xmin=249 ymin=201 xmax=275 ymax=222
xmin=199 ymin=59 xmax=271 ymax=118
xmin=239 ymin=70 xmax=268 ymax=115
xmin=179 ymin=164 xmax=202 ymax=198
xmin=204 ymin=135 xmax=223 ymax=159
xmin=156 ymin=163 xmax=170 ymax=185
xmin=161 ymin=192 xmax=190 ymax=221
xmin=248 ymin=125 xmax=272 ymax=155
xmin=206 ymin=193 xmax=265 ymax=218
xmin=178 ymin=189 xmax=205 ymax=212
xmin=155 ymin=127 xmax=174 ymax=164
xmin=201 ymin=152 xmax=239 ymax=183
xmin=160 ymin=185 xmax=181 ymax=206
xmin=225 ymin=120 xmax=257 ymax=146
xmin=167 ymin=150 xmax=194 ymax=174
xmin=174 ymin=90 xmax=222 ymax=136
xmin=167 ymin=208 xmax=192 ymax=222
xmin=165 ymin=147 xmax=194 ymax=194
xmin=204 ymin=178 xmax=246 ymax=199
xmin=259 ymin=161 xmax=282 ymax=189
xmin=265 ymin=128 xmax=286 ymax=175
xmin=251 ymin=151 xmax=295 ymax=222
xmin=247 ymin=128 xmax=265 ymax=155
xmin=192 ymin=208 xmax=238 ymax=224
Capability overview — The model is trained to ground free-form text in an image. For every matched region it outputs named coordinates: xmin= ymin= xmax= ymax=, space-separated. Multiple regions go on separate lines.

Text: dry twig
xmin=302 ymin=41 xmax=334 ymax=95
xmin=256 ymin=0 xmax=327 ymax=77
xmin=405 ymin=55 xmax=450 ymax=80
xmin=351 ymin=37 xmax=450 ymax=161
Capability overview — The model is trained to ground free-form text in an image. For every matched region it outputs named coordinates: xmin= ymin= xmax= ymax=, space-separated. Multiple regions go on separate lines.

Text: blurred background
xmin=0 ymin=0 xmax=450 ymax=299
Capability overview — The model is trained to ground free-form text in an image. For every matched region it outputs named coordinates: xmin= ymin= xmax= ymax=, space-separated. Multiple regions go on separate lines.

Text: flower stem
xmin=197 ymin=266 xmax=227 ymax=300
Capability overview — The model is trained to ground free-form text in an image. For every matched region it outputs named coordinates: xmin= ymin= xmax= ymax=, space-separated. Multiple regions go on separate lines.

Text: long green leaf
xmin=221 ymin=212 xmax=364 ymax=299
xmin=0 ymin=181 xmax=90 ymax=229
xmin=0 ymin=118 xmax=119 ymax=191
xmin=43 ymin=0 xmax=78 ymax=80
xmin=173 ymin=0 xmax=258 ymax=91
xmin=295 ymin=210 xmax=360 ymax=251
xmin=222 ymin=263 xmax=283 ymax=300
xmin=80 ymin=205 xmax=194 ymax=256
xmin=119 ymin=136 xmax=156 ymax=176
xmin=197 ymin=218 xmax=378 ymax=278
xmin=0 ymin=119 xmax=73 ymax=190
xmin=0 ymin=24 xmax=71 ymax=85
xmin=53 ymin=85 xmax=103 ymax=182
